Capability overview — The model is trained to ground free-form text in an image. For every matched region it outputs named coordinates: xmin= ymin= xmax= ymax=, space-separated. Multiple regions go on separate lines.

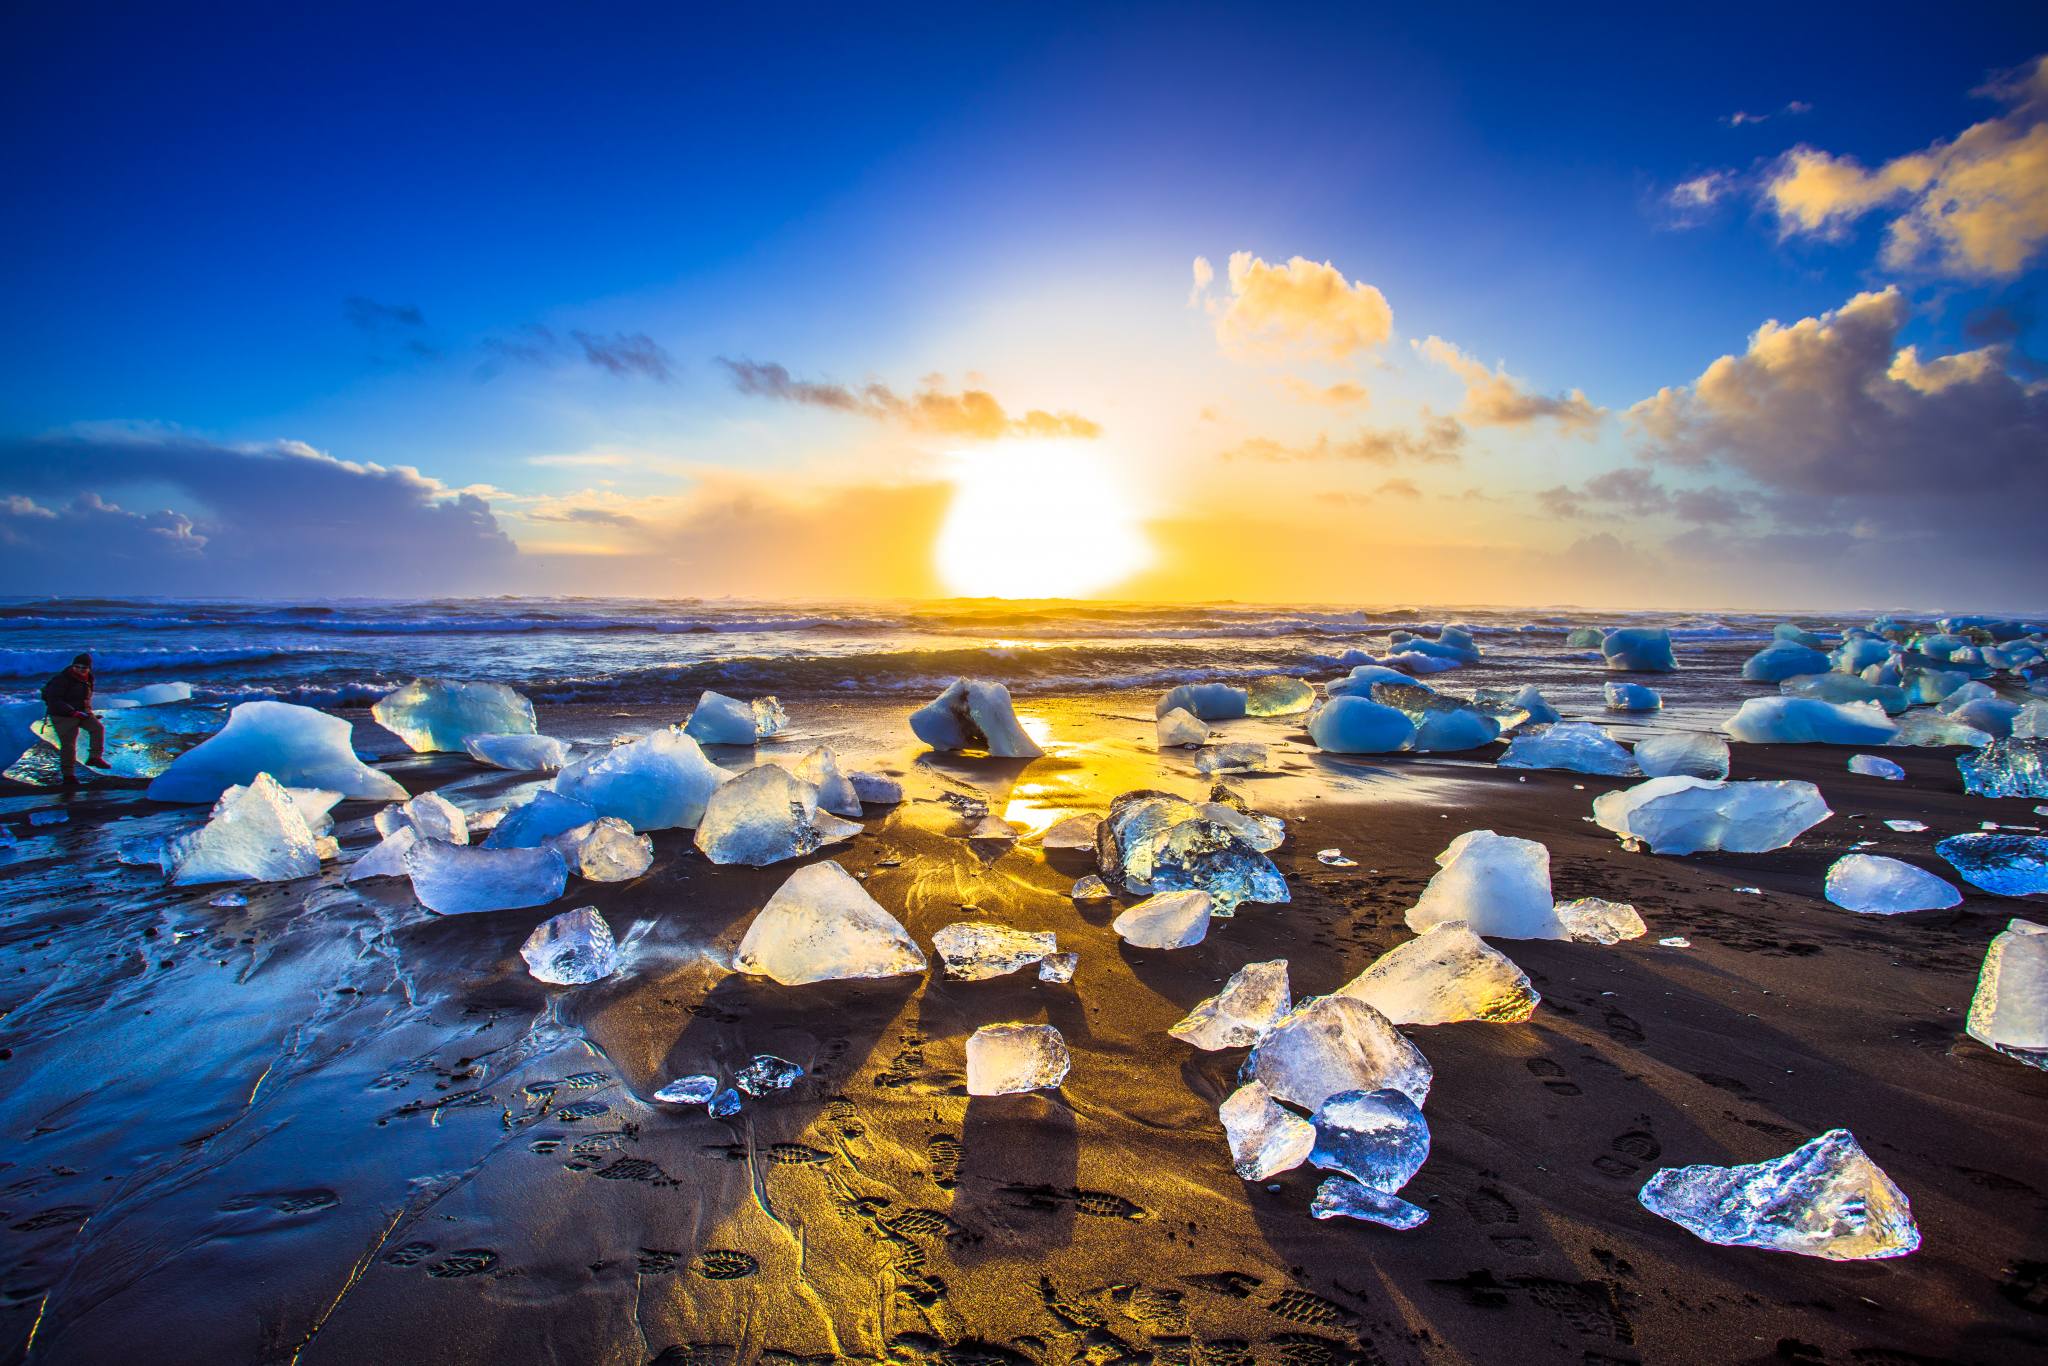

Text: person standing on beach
xmin=42 ymin=653 xmax=111 ymax=784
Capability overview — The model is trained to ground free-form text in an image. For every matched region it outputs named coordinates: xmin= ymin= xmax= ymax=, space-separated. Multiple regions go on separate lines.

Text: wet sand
xmin=1 ymin=692 xmax=2045 ymax=1365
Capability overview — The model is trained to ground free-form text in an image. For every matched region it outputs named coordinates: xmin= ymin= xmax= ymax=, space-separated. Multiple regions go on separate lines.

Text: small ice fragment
xmin=910 ymin=678 xmax=1045 ymax=758
xmin=849 ymin=771 xmax=904 ymax=805
xmin=1958 ymin=738 xmax=2048 ymax=800
xmin=794 ymin=746 xmax=865 ymax=818
xmin=1848 ymin=753 xmax=1906 ymax=781
xmin=966 ymin=815 xmax=1019 ymax=847
xmin=348 ymin=824 xmax=417 ymax=881
xmin=654 ymin=1075 xmax=718 ymax=1105
xmin=520 ymin=907 xmax=620 ymax=985
xmin=1937 ymin=833 xmax=2048 ymax=896
xmin=1406 ymin=830 xmax=1561 ymax=939
xmin=1966 ymin=918 xmax=2048 ymax=1069
xmin=27 ymin=809 xmax=69 ymax=827
xmin=1156 ymin=707 xmax=1210 ymax=749
xmin=1634 ymin=733 xmax=1731 ymax=781
xmin=147 ymin=700 xmax=406 ymax=803
xmin=1823 ymin=854 xmax=1961 ymax=914
xmin=734 ymin=1055 xmax=804 ymax=1096
xmin=709 ymin=1088 xmax=744 ymax=1117
xmin=684 ymin=690 xmax=771 ymax=745
xmin=463 ymin=732 xmax=570 ymax=772
xmin=1593 ymin=777 xmax=1831 ymax=855
xmin=1659 ymin=936 xmax=1691 ymax=947
xmin=166 ymin=773 xmax=323 ymax=885
xmin=1245 ymin=675 xmax=1316 ymax=717
xmin=751 ymin=697 xmax=790 ymax=738
xmin=1196 ymin=742 xmax=1267 ymax=776
xmin=118 ymin=834 xmax=166 ymax=866
xmin=1218 ymin=1080 xmax=1314 ymax=1180
xmin=1734 ymin=886 xmax=1763 ymax=895
xmin=1037 ymin=952 xmax=1078 ymax=983
xmin=555 ymin=816 xmax=654 ymax=881
xmin=1638 ymin=1129 xmax=1920 ymax=1260
xmin=1157 ymin=682 xmax=1249 ymax=721
xmin=1112 ymin=889 xmax=1213 ymax=949
xmin=1040 ymin=814 xmax=1099 ymax=849
xmin=373 ymin=679 xmax=536 ymax=753
xmin=208 ymin=891 xmax=248 ymax=908
xmin=1170 ymin=959 xmax=1292 ymax=1049
xmin=1604 ymin=681 xmax=1662 ymax=712
xmin=1338 ymin=921 xmax=1539 ymax=1024
xmin=1885 ymin=819 xmax=1928 ymax=833
xmin=694 ymin=763 xmax=855 ymax=867
xmin=1244 ymin=995 xmax=1432 ymax=1111
xmin=405 ymin=839 xmax=568 ymax=916
xmin=1309 ymin=1087 xmax=1429 ymax=1192
xmin=1554 ymin=897 xmax=1649 ymax=944
xmin=1310 ymin=1177 xmax=1429 ymax=1228
xmin=931 ymin=922 xmax=1058 ymax=980
xmin=1070 ymin=874 xmax=1112 ymax=900
xmin=379 ymin=790 xmax=469 ymax=845
xmin=1498 ymin=722 xmax=1637 ymax=776
xmin=966 ymin=1022 xmax=1070 ymax=1095
xmin=1317 ymin=848 xmax=1357 ymax=867
xmin=551 ymin=727 xmax=728 ymax=831
xmin=732 ymin=860 xmax=926 ymax=984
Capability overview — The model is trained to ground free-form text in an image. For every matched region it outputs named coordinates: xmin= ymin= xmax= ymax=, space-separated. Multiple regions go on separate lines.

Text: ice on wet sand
xmin=1170 ymin=959 xmax=1292 ymax=1049
xmin=910 ymin=678 xmax=1045 ymax=758
xmin=463 ymin=732 xmax=570 ymax=772
xmin=1157 ymin=682 xmax=1248 ymax=721
xmin=684 ymin=690 xmax=780 ymax=745
xmin=1602 ymin=627 xmax=1677 ymax=672
xmin=484 ymin=790 xmax=597 ymax=848
xmin=1848 ymin=753 xmax=1906 ymax=780
xmin=1219 ymin=1080 xmax=1314 ymax=1180
xmin=520 ymin=907 xmax=620 ymax=985
xmin=551 ymin=727 xmax=728 ymax=830
xmin=1310 ymin=1087 xmax=1430 ymax=1195
xmin=1197 ymin=742 xmax=1267 ymax=775
xmin=1095 ymin=790 xmax=1289 ymax=912
xmin=1966 ymin=918 xmax=2048 ymax=1069
xmin=1337 ymin=921 xmax=1538 ymax=1024
xmin=1113 ymin=889 xmax=1213 ymax=949
xmin=1723 ymin=697 xmax=1896 ymax=746
xmin=1498 ymin=722 xmax=1636 ymax=776
xmin=1245 ymin=675 xmax=1315 ymax=717
xmin=732 ymin=860 xmax=926 ymax=985
xmin=1037 ymin=952 xmax=1078 ymax=983
xmin=1603 ymin=681 xmax=1661 ymax=712
xmin=405 ymin=839 xmax=568 ymax=916
xmin=1634 ymin=733 xmax=1730 ymax=781
xmin=932 ymin=922 xmax=1059 ymax=979
xmin=1937 ymin=833 xmax=2048 ymax=896
xmin=148 ymin=700 xmax=407 ymax=803
xmin=1243 ymin=995 xmax=1432 ymax=1111
xmin=1307 ymin=697 xmax=1416 ymax=754
xmin=1156 ymin=707 xmax=1209 ymax=748
xmin=966 ymin=1022 xmax=1070 ymax=1095
xmin=1040 ymin=814 xmax=1100 ymax=849
xmin=1958 ymin=737 xmax=2048 ymax=799
xmin=1638 ymin=1129 xmax=1920 ymax=1260
xmin=555 ymin=816 xmax=654 ymax=881
xmin=373 ymin=679 xmax=537 ymax=753
xmin=165 ymin=773 xmax=324 ymax=885
xmin=1553 ymin=897 xmax=1648 ymax=944
xmin=694 ymin=763 xmax=858 ymax=866
xmin=1823 ymin=854 xmax=1961 ymax=914
xmin=1593 ymin=777 xmax=1830 ymax=855
xmin=1311 ymin=1178 xmax=1429 ymax=1228
xmin=794 ymin=745 xmax=865 ymax=817
xmin=1405 ymin=830 xmax=1560 ymax=939
xmin=850 ymin=771 xmax=904 ymax=805
xmin=378 ymin=790 xmax=468 ymax=844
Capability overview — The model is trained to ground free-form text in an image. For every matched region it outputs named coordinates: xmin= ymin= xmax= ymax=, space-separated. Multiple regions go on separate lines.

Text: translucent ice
xmin=1475 ymin=683 xmax=1560 ymax=727
xmin=1966 ymin=918 xmax=2048 ymax=1068
xmin=1742 ymin=641 xmax=1832 ymax=682
xmin=464 ymin=732 xmax=570 ymax=772
xmin=1566 ymin=626 xmax=1607 ymax=649
xmin=695 ymin=763 xmax=857 ymax=867
xmin=165 ymin=773 xmax=324 ymax=885
xmin=1245 ymin=675 xmax=1315 ymax=716
xmin=1040 ymin=814 xmax=1099 ymax=849
xmin=1307 ymin=696 xmax=1416 ymax=754
xmin=1638 ymin=1129 xmax=1920 ymax=1260
xmin=555 ymin=816 xmax=654 ymax=881
xmin=1782 ymin=673 xmax=1909 ymax=714
xmin=794 ymin=745 xmax=865 ymax=817
xmin=1603 ymin=627 xmax=1677 ymax=672
xmin=1156 ymin=707 xmax=1209 ymax=748
xmin=850 ymin=771 xmax=904 ymax=804
xmin=405 ymin=839 xmax=568 ymax=916
xmin=1406 ymin=830 xmax=1559 ymax=939
xmin=1634 ymin=733 xmax=1731 ymax=781
xmin=1037 ymin=952 xmax=1078 ymax=983
xmin=1310 ymin=1087 xmax=1429 ymax=1193
xmin=148 ymin=700 xmax=406 ymax=803
xmin=1243 ymin=995 xmax=1432 ymax=1111
xmin=1604 ymin=681 xmax=1661 ymax=712
xmin=732 ymin=860 xmax=926 ymax=984
xmin=910 ymin=678 xmax=1045 ymax=758
xmin=1327 ymin=664 xmax=1430 ymax=698
xmin=1170 ymin=959 xmax=1292 ymax=1049
xmin=1071 ymin=874 xmax=1111 ymax=900
xmin=1553 ymin=897 xmax=1648 ymax=944
xmin=483 ymin=790 xmax=598 ymax=848
xmin=1848 ymin=753 xmax=1906 ymax=780
xmin=653 ymin=1075 xmax=718 ymax=1106
xmin=1958 ymin=737 xmax=2048 ymax=799
xmin=379 ymin=790 xmax=468 ymax=845
xmin=373 ymin=679 xmax=536 ymax=753
xmin=1368 ymin=682 xmax=1509 ymax=751
xmin=1095 ymin=790 xmax=1288 ymax=912
xmin=551 ymin=727 xmax=728 ymax=831
xmin=347 ymin=824 xmax=417 ymax=881
xmin=1726 ymin=697 xmax=1897 ymax=745
xmin=1338 ymin=921 xmax=1539 ymax=1024
xmin=1197 ymin=742 xmax=1267 ymax=775
xmin=685 ymin=690 xmax=775 ymax=745
xmin=1157 ymin=682 xmax=1249 ymax=721
xmin=735 ymin=1055 xmax=804 ymax=1096
xmin=1773 ymin=623 xmax=1829 ymax=649
xmin=1310 ymin=1177 xmax=1429 ymax=1228
xmin=932 ymin=922 xmax=1058 ymax=979
xmin=1218 ymin=1080 xmax=1314 ymax=1180
xmin=1499 ymin=722 xmax=1637 ymax=776
xmin=1823 ymin=854 xmax=1961 ymax=914
xmin=520 ymin=906 xmax=619 ymax=985
xmin=1593 ymin=777 xmax=1831 ymax=855
xmin=966 ymin=1022 xmax=1070 ymax=1095
xmin=1937 ymin=833 xmax=2048 ymax=896
xmin=1113 ymin=889 xmax=1213 ymax=949
xmin=1890 ymin=710 xmax=1992 ymax=748
xmin=2015 ymin=701 xmax=2048 ymax=740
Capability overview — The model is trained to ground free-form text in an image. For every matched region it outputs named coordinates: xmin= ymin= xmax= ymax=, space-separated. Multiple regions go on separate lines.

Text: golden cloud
xmin=1196 ymin=251 xmax=1393 ymax=361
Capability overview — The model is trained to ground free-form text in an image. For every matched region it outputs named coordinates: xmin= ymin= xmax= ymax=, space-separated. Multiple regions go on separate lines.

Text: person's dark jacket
xmin=41 ymin=667 xmax=94 ymax=718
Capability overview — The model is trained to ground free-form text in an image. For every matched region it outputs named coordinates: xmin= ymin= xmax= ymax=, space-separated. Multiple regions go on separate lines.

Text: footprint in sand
xmin=1525 ymin=1057 xmax=1582 ymax=1096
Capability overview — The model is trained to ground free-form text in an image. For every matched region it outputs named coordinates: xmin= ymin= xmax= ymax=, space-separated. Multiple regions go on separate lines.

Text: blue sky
xmin=2 ymin=4 xmax=2045 ymax=606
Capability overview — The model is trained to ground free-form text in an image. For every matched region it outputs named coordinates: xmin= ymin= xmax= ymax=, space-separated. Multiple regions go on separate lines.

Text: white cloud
xmin=1197 ymin=251 xmax=1394 ymax=361
xmin=1414 ymin=336 xmax=1602 ymax=430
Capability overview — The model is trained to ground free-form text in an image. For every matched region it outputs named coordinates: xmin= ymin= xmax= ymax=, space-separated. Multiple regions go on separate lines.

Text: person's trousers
xmin=49 ymin=713 xmax=105 ymax=774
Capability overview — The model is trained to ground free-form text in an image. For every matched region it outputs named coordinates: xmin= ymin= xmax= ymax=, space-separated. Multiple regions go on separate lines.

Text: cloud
xmin=345 ymin=297 xmax=426 ymax=330
xmin=1189 ymin=256 xmax=1214 ymax=306
xmin=1721 ymin=100 xmax=1811 ymax=128
xmin=1373 ymin=477 xmax=1421 ymax=499
xmin=0 ymin=430 xmax=516 ymax=594
xmin=1666 ymin=170 xmax=1738 ymax=226
xmin=572 ymin=331 xmax=675 ymax=381
xmin=1414 ymin=336 xmax=1602 ymax=430
xmin=1763 ymin=54 xmax=2048 ymax=278
xmin=526 ymin=452 xmax=634 ymax=468
xmin=1281 ymin=377 xmax=1370 ymax=407
xmin=1535 ymin=467 xmax=1754 ymax=523
xmin=718 ymin=359 xmax=1100 ymax=440
xmin=1196 ymin=251 xmax=1393 ymax=361
xmin=1220 ymin=414 xmax=1465 ymax=465
xmin=480 ymin=325 xmax=677 ymax=381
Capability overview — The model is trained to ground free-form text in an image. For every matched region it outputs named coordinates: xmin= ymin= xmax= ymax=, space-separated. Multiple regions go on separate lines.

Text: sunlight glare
xmin=935 ymin=442 xmax=1151 ymax=597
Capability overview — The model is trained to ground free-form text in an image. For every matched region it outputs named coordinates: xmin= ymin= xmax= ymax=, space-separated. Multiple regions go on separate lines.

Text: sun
xmin=934 ymin=441 xmax=1152 ymax=598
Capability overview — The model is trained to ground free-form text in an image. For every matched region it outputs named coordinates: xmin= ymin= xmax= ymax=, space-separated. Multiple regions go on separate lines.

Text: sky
xmin=2 ymin=2 xmax=2045 ymax=610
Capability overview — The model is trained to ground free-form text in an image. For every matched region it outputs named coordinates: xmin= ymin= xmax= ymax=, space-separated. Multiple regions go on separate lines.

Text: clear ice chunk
xmin=693 ymin=764 xmax=856 ymax=866
xmin=1156 ymin=707 xmax=1209 ymax=748
xmin=1318 ymin=848 xmax=1357 ymax=866
xmin=1565 ymin=626 xmax=1607 ymax=649
xmin=709 ymin=1088 xmax=743 ymax=1117
xmin=1958 ymin=737 xmax=2048 ymax=799
xmin=1847 ymin=753 xmax=1906 ymax=780
xmin=348 ymin=824 xmax=417 ymax=880
xmin=1638 ymin=1129 xmax=1920 ymax=1260
xmin=1196 ymin=742 xmax=1267 ymax=775
xmin=1886 ymin=819 xmax=1928 ymax=833
xmin=1310 ymin=1177 xmax=1429 ymax=1228
xmin=654 ymin=1074 xmax=718 ymax=1105
xmin=1243 ymin=995 xmax=1432 ymax=1111
xmin=1245 ymin=675 xmax=1315 ymax=716
xmin=1040 ymin=814 xmax=1100 ymax=849
xmin=1218 ymin=1080 xmax=1314 ymax=1180
xmin=1604 ymin=681 xmax=1661 ymax=711
xmin=520 ymin=906 xmax=620 ymax=985
xmin=404 ymin=838 xmax=568 ymax=915
xmin=372 ymin=678 xmax=536 ymax=754
xmin=1498 ymin=722 xmax=1637 ymax=776
xmin=1096 ymin=789 xmax=1289 ymax=912
xmin=1602 ymin=627 xmax=1677 ymax=672
xmin=732 ymin=860 xmax=926 ymax=984
xmin=147 ymin=700 xmax=406 ymax=804
xmin=1368 ymin=682 xmax=1509 ymax=751
xmin=165 ymin=773 xmax=323 ymax=885
xmin=1113 ymin=889 xmax=1213 ymax=949
xmin=794 ymin=745 xmax=865 ymax=817
xmin=1966 ymin=918 xmax=2048 ymax=1068
xmin=685 ymin=689 xmax=772 ymax=745
xmin=483 ymin=790 xmax=597 ymax=848
xmin=735 ymin=1054 xmax=804 ymax=1095
xmin=1037 ymin=952 xmax=1078 ymax=983
xmin=910 ymin=678 xmax=1045 ymax=757
xmin=966 ymin=1022 xmax=1070 ymax=1095
xmin=1553 ymin=897 xmax=1648 ymax=944
xmin=1723 ymin=697 xmax=1896 ymax=745
xmin=932 ymin=922 xmax=1059 ymax=979
xmin=551 ymin=727 xmax=729 ymax=830
xmin=1634 ymin=733 xmax=1731 ymax=781
xmin=1593 ymin=777 xmax=1831 ymax=855
xmin=850 ymin=771 xmax=904 ymax=804
xmin=1405 ymin=830 xmax=1561 ymax=939
xmin=1823 ymin=854 xmax=1961 ymax=914
xmin=1937 ymin=832 xmax=2048 ymax=896
xmin=1337 ymin=921 xmax=1539 ymax=1024
xmin=464 ymin=732 xmax=570 ymax=771
xmin=752 ymin=697 xmax=790 ymax=737
xmin=1307 ymin=696 xmax=1417 ymax=754
xmin=1782 ymin=673 xmax=1909 ymax=715
xmin=1071 ymin=874 xmax=1111 ymax=900
xmin=378 ymin=790 xmax=468 ymax=844
xmin=553 ymin=816 xmax=654 ymax=881
xmin=1475 ymin=683 xmax=1559 ymax=727
xmin=1157 ymin=682 xmax=1249 ymax=721
xmin=1170 ymin=959 xmax=1292 ymax=1049
xmin=1309 ymin=1087 xmax=1429 ymax=1192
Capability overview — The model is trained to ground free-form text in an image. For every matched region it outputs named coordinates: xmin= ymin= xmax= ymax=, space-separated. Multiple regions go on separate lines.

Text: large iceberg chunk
xmin=1307 ymin=697 xmax=1416 ymax=754
xmin=1723 ymin=698 xmax=1897 ymax=745
xmin=520 ymin=907 xmax=620 ymax=985
xmin=931 ymin=922 xmax=1059 ymax=979
xmin=165 ymin=773 xmax=324 ymax=885
xmin=148 ymin=700 xmax=406 ymax=803
xmin=1169 ymin=959 xmax=1292 ymax=1049
xmin=464 ymin=732 xmax=570 ymax=771
xmin=1243 ymin=995 xmax=1432 ymax=1111
xmin=1823 ymin=854 xmax=1961 ymax=914
xmin=1604 ymin=681 xmax=1661 ymax=712
xmin=1937 ymin=833 xmax=2048 ymax=896
xmin=551 ymin=727 xmax=728 ymax=830
xmin=1603 ymin=627 xmax=1677 ymax=672
xmin=684 ymin=690 xmax=780 ymax=745
xmin=1498 ymin=722 xmax=1637 ymax=776
xmin=1113 ymin=889 xmax=1213 ymax=949
xmin=1958 ymin=737 xmax=2048 ymax=799
xmin=732 ymin=860 xmax=925 ymax=984
xmin=1218 ymin=1080 xmax=1314 ymax=1180
xmin=694 ymin=763 xmax=859 ymax=867
xmin=1156 ymin=707 xmax=1209 ymax=749
xmin=1634 ymin=732 xmax=1731 ymax=780
xmin=1741 ymin=641 xmax=1832 ymax=682
xmin=910 ymin=678 xmax=1045 ymax=758
xmin=1782 ymin=673 xmax=1909 ymax=714
xmin=1593 ymin=777 xmax=1830 ymax=855
xmin=966 ymin=1023 xmax=1070 ymax=1095
xmin=1245 ymin=675 xmax=1315 ymax=716
xmin=1638 ymin=1130 xmax=1920 ymax=1260
xmin=1338 ymin=921 xmax=1539 ymax=1024
xmin=1406 ymin=830 xmax=1559 ymax=939
xmin=404 ymin=839 xmax=568 ymax=916
xmin=372 ymin=679 xmax=536 ymax=753
xmin=1966 ymin=918 xmax=2048 ymax=1069
xmin=1156 ymin=682 xmax=1249 ymax=721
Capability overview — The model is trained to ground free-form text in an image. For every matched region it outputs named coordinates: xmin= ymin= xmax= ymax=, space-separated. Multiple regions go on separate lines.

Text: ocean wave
xmin=0 ymin=645 xmax=317 ymax=679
